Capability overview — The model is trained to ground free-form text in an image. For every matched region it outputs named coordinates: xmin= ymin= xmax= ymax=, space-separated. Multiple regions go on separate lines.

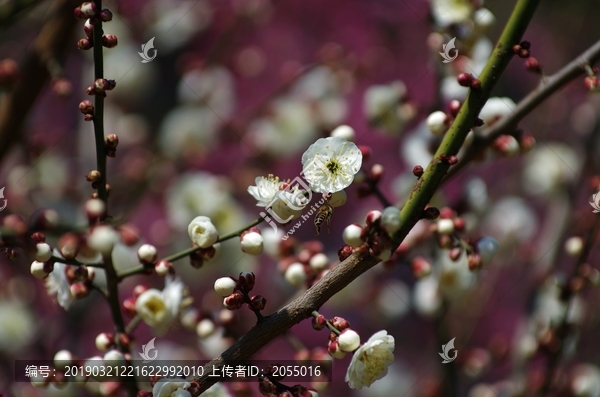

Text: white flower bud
xmin=180 ymin=308 xmax=199 ymax=330
xmin=85 ymin=198 xmax=106 ymax=219
xmin=381 ymin=206 xmax=401 ymax=234
xmin=565 ymin=237 xmax=583 ymax=257
xmin=329 ymin=190 xmax=347 ymax=208
xmin=155 ymin=260 xmax=172 ymax=276
xmin=137 ymin=244 xmax=157 ymax=264
xmin=196 ymin=319 xmax=216 ymax=339
xmin=477 ymin=237 xmax=499 ymax=266
xmin=309 ymin=253 xmax=329 ymax=271
xmin=437 ymin=219 xmax=455 ymax=235
xmin=309 ymin=391 xmax=319 ymax=397
xmin=427 ymin=111 xmax=449 ymax=136
xmin=338 ymin=329 xmax=361 ymax=352
xmin=240 ymin=232 xmax=264 ymax=255
xmin=35 ymin=243 xmax=52 ymax=262
xmin=88 ymin=226 xmax=118 ymax=254
xmin=330 ymin=125 xmax=356 ymax=141
xmin=474 ymin=8 xmax=495 ymax=31
xmin=30 ymin=261 xmax=48 ymax=279
xmin=95 ymin=333 xmax=114 ymax=352
xmin=284 ymin=263 xmax=307 ymax=287
xmin=103 ymin=349 xmax=125 ymax=363
xmin=375 ymin=249 xmax=392 ymax=262
xmin=54 ymin=350 xmax=74 ymax=369
xmin=187 ymin=216 xmax=219 ymax=248
xmin=214 ymin=277 xmax=237 ymax=297
xmin=343 ymin=224 xmax=364 ymax=247
xmin=329 ymin=341 xmax=347 ymax=359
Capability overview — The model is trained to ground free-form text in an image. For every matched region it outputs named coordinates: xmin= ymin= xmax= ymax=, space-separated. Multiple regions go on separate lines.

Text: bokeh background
xmin=1 ymin=0 xmax=600 ymax=396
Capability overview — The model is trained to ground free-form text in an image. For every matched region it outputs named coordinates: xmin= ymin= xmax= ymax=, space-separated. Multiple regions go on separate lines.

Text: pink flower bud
xmin=58 ymin=233 xmax=80 ymax=260
xmin=369 ymin=164 xmax=384 ymax=183
xmin=457 ymin=73 xmax=475 ymax=87
xmin=99 ymin=8 xmax=113 ymax=21
xmin=84 ymin=114 xmax=93 ymax=121
xmin=337 ymin=245 xmax=353 ymax=262
xmin=122 ymin=296 xmax=137 ymax=317
xmin=132 ymin=284 xmax=148 ymax=298
xmin=224 ymin=291 xmax=245 ymax=310
xmin=518 ymin=48 xmax=530 ymax=58
xmin=238 ymin=271 xmax=255 ymax=291
xmin=525 ymin=57 xmax=542 ymax=74
xmin=73 ymin=7 xmax=86 ymax=19
xmin=70 ymin=282 xmax=89 ymax=299
xmin=84 ymin=198 xmax=106 ymax=222
xmin=330 ymin=316 xmax=350 ymax=331
xmin=0 ymin=59 xmax=18 ymax=89
xmin=327 ymin=340 xmax=346 ymax=359
xmin=585 ymin=76 xmax=600 ymax=93
xmin=358 ymin=145 xmax=372 ymax=162
xmin=312 ymin=315 xmax=327 ymax=330
xmin=84 ymin=19 xmax=94 ymax=38
xmin=413 ymin=165 xmax=424 ymax=177
xmin=449 ymin=100 xmax=461 ymax=116
xmin=105 ymin=133 xmax=119 ymax=149
xmin=411 ymin=256 xmax=432 ymax=278
xmin=365 ymin=210 xmax=382 ymax=226
xmin=80 ymin=2 xmax=97 ymax=17
xmin=77 ymin=38 xmax=93 ymax=50
xmin=468 ymin=253 xmax=482 ymax=271
xmin=52 ymin=78 xmax=71 ymax=99
xmin=5 ymin=247 xmax=19 ymax=260
xmin=102 ymin=34 xmax=118 ymax=48
xmin=31 ymin=232 xmax=46 ymax=243
xmin=94 ymin=78 xmax=108 ymax=92
xmin=250 ymin=295 xmax=266 ymax=311
xmin=95 ymin=332 xmax=115 ymax=352
xmin=154 ymin=260 xmax=173 ymax=276
xmin=449 ymin=247 xmax=462 ymax=261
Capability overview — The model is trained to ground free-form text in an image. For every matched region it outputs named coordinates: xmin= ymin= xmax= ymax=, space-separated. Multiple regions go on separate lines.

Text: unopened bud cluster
xmin=311 ymin=313 xmax=361 ymax=361
xmin=276 ymin=240 xmax=331 ymax=289
xmin=214 ymin=271 xmax=267 ymax=313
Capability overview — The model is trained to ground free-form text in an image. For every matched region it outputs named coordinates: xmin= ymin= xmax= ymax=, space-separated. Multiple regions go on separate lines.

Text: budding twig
xmin=190 ymin=0 xmax=542 ymax=392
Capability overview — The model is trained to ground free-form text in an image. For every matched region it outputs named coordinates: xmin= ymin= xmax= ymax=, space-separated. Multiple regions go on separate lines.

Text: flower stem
xmin=393 ymin=0 xmax=541 ymax=245
xmin=92 ymin=2 xmax=108 ymax=207
xmin=118 ymin=217 xmax=264 ymax=279
xmin=311 ymin=310 xmax=340 ymax=336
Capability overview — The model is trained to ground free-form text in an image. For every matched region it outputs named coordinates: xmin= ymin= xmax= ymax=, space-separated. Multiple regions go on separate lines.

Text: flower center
xmin=326 ymin=159 xmax=341 ymax=175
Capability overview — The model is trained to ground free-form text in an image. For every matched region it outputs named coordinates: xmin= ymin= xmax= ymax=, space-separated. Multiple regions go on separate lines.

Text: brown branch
xmin=192 ymin=251 xmax=379 ymax=393
xmin=0 ymin=0 xmax=80 ymax=164
xmin=444 ymin=38 xmax=600 ymax=182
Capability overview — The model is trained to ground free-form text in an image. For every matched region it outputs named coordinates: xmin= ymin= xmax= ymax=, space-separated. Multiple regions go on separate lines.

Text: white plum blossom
xmin=247 ymin=175 xmax=282 ymax=207
xmin=364 ymin=81 xmax=414 ymax=134
xmin=413 ymin=277 xmax=442 ymax=317
xmin=426 ymin=111 xmax=449 ymax=136
xmin=338 ymin=329 xmax=361 ymax=352
xmin=188 ymin=216 xmax=219 ymax=248
xmin=343 ymin=224 xmax=364 ymax=247
xmin=284 ymin=263 xmax=307 ymax=287
xmin=330 ymin=125 xmax=356 ymax=141
xmin=45 ymin=251 xmax=74 ymax=310
xmin=522 ymin=143 xmax=581 ymax=195
xmin=571 ymin=364 xmax=600 ymax=397
xmin=0 ymin=299 xmax=35 ymax=354
xmin=430 ymin=0 xmax=473 ymax=27
xmin=214 ymin=277 xmax=237 ymax=297
xmin=177 ymin=67 xmax=235 ymax=117
xmin=153 ymin=378 xmax=191 ymax=397
xmin=248 ymin=99 xmax=317 ymax=156
xmin=240 ymin=232 xmax=263 ymax=255
xmin=478 ymin=97 xmax=516 ymax=128
xmin=301 ymin=136 xmax=362 ymax=193
xmin=482 ymin=197 xmax=538 ymax=243
xmin=159 ymin=106 xmax=221 ymax=159
xmin=167 ymin=172 xmax=248 ymax=233
xmin=88 ymin=226 xmax=119 ymax=255
xmin=345 ymin=330 xmax=395 ymax=389
xmin=381 ymin=207 xmax=401 ymax=234
xmin=136 ymin=276 xmax=185 ymax=335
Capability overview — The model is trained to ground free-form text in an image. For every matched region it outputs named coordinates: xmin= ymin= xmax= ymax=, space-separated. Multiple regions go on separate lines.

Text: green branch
xmin=393 ymin=0 xmax=541 ymax=244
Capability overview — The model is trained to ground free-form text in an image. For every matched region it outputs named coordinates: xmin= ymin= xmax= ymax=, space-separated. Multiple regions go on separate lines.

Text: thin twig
xmin=444 ymin=39 xmax=600 ymax=182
